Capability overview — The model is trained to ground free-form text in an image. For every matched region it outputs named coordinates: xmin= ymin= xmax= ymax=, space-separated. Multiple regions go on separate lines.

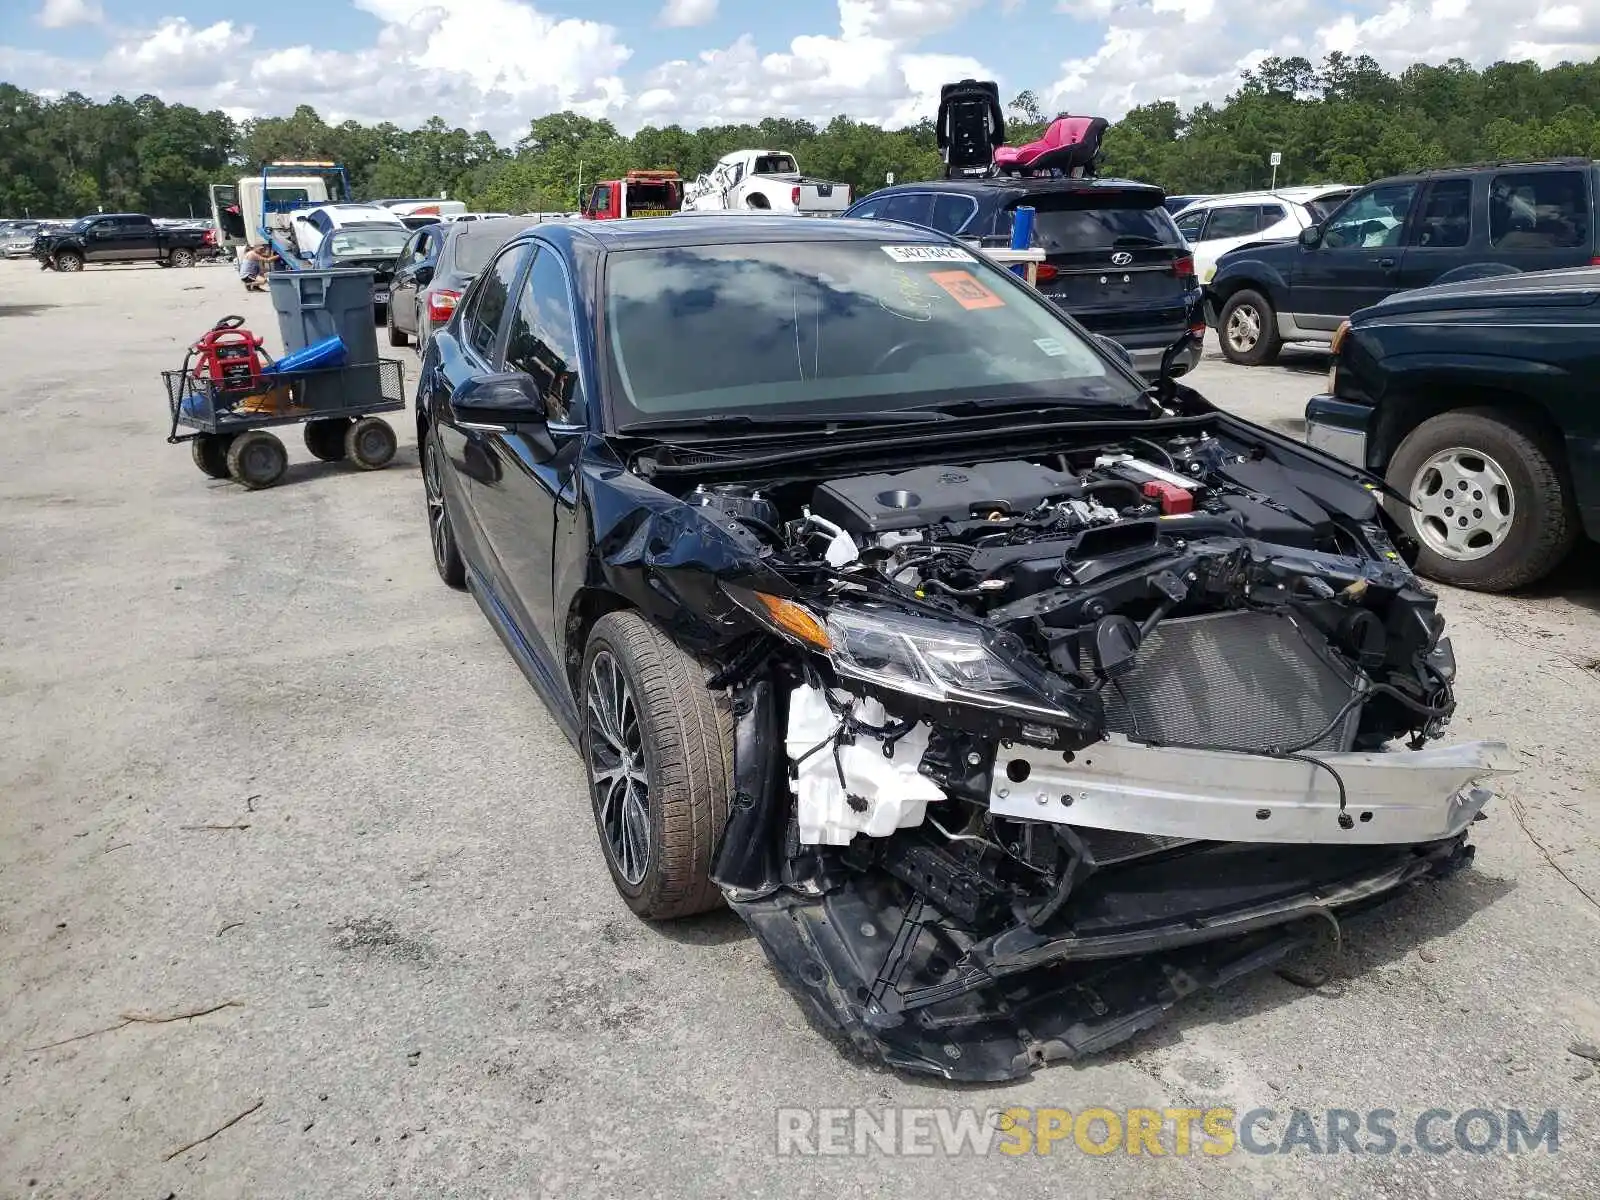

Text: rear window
xmin=997 ymin=193 xmax=1178 ymax=252
xmin=625 ymin=182 xmax=680 ymax=217
xmin=452 ymin=227 xmax=519 ymax=274
xmin=328 ymin=228 xmax=408 ymax=257
xmin=754 ymin=155 xmax=797 ymax=174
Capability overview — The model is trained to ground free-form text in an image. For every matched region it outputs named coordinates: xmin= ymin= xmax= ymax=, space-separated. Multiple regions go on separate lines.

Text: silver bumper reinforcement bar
xmin=989 ymin=736 xmax=1514 ymax=845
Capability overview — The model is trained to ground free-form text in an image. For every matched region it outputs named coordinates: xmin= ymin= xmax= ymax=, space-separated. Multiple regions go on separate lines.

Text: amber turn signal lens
xmin=754 ymin=593 xmax=831 ymax=650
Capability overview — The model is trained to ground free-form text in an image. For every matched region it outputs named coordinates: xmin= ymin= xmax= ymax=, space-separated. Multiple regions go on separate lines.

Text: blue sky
xmin=3 ymin=0 xmax=1597 ymax=141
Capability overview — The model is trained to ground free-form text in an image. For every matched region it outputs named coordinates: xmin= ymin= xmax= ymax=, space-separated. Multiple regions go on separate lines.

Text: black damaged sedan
xmin=415 ymin=215 xmax=1510 ymax=1081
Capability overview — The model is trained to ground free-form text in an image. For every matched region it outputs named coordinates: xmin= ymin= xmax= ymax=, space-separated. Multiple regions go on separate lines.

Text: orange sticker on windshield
xmin=929 ymin=270 xmax=1004 ymax=310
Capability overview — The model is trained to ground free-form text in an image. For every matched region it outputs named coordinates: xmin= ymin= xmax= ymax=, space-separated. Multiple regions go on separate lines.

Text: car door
xmin=82 ymin=218 xmax=120 ymax=260
xmin=429 ymin=241 xmax=529 ymax=595
xmin=390 ymin=228 xmax=431 ymax=334
xmin=1289 ymin=181 xmax=1420 ymax=327
xmin=465 ymin=243 xmax=589 ymax=654
xmin=1395 ymin=176 xmax=1475 ymax=292
xmin=125 ymin=216 xmax=160 ymax=259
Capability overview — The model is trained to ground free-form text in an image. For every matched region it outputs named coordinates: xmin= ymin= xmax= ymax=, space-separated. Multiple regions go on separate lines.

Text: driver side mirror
xmin=452 ymin=371 xmax=548 ymax=432
xmin=414 ymin=263 xmax=434 ymax=286
xmin=1298 ymin=224 xmax=1323 ymax=249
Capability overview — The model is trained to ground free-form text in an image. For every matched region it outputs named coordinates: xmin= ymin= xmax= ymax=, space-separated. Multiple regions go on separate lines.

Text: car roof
xmin=1180 ymin=185 xmax=1354 ymax=209
xmin=551 ymin=214 xmax=957 ymax=251
xmin=1368 ymin=158 xmax=1599 ymax=186
xmin=443 ymin=215 xmax=534 ymax=244
xmin=858 ymin=177 xmax=1164 ymax=201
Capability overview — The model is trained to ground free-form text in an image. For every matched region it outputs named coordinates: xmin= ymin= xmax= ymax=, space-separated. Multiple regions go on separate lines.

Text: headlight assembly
xmin=728 ymin=588 xmax=1087 ymax=724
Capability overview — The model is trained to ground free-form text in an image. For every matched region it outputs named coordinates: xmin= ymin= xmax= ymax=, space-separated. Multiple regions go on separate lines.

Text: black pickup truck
xmin=1305 ymin=267 xmax=1600 ymax=590
xmin=34 ymin=213 xmax=211 ymax=272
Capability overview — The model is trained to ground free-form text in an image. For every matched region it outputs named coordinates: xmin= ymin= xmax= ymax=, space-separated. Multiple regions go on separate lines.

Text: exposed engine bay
xmin=626 ymin=415 xmax=1511 ymax=1080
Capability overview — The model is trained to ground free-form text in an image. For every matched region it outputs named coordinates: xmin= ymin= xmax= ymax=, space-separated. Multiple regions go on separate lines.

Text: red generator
xmin=191 ymin=315 xmax=268 ymax=393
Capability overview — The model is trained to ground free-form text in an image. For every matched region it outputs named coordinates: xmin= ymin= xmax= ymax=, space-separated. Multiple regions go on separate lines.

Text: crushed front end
xmin=626 ymin=416 xmax=1512 ymax=1080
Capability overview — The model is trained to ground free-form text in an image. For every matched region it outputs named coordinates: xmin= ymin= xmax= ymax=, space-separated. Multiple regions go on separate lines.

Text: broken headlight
xmin=728 ymin=584 xmax=1086 ymax=724
xmin=828 ymin=605 xmax=1089 ymax=723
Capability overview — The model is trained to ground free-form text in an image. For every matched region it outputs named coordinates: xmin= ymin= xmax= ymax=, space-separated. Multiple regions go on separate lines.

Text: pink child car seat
xmin=994 ymin=115 xmax=1109 ymax=177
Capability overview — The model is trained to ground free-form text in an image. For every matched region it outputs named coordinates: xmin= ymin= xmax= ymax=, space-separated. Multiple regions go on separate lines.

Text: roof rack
xmin=1412 ymin=156 xmax=1596 ymax=176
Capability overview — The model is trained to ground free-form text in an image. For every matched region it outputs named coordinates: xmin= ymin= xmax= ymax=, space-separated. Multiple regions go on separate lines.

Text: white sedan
xmin=1173 ymin=185 xmax=1356 ymax=283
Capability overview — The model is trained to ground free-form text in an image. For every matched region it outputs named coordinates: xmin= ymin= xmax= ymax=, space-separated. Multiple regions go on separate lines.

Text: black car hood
xmin=1354 ymin=266 xmax=1600 ymax=320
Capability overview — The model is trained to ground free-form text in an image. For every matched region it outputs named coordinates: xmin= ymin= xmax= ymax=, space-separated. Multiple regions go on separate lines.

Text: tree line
xmin=5 ymin=53 xmax=1600 ymax=219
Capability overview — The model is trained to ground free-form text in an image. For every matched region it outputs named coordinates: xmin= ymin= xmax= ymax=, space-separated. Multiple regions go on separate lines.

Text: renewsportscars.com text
xmin=775 ymin=1106 xmax=1560 ymax=1157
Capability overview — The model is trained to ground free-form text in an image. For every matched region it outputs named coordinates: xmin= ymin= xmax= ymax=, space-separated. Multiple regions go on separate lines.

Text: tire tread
xmin=588 ymin=611 xmax=733 ymax=919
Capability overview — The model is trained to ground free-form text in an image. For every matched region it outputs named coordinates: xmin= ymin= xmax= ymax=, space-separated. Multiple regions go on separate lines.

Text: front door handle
xmin=1378 ymin=256 xmax=1397 ymax=270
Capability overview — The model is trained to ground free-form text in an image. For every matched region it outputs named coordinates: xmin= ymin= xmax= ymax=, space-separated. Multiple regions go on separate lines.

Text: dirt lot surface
xmin=1 ymin=257 xmax=1598 ymax=1199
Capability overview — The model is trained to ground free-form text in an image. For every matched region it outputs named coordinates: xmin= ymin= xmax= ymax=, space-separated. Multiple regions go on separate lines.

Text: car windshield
xmin=327 ymin=228 xmax=408 ymax=257
xmin=602 ymin=240 xmax=1144 ymax=423
xmin=70 ymin=217 xmax=96 ymax=232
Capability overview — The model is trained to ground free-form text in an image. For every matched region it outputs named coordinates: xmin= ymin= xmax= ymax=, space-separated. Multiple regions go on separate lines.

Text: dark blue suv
xmin=1208 ymin=159 xmax=1600 ymax=365
xmin=845 ymin=178 xmax=1204 ymax=378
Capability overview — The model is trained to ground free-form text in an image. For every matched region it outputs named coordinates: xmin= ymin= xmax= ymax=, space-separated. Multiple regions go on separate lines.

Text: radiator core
xmin=1098 ymin=610 xmax=1362 ymax=753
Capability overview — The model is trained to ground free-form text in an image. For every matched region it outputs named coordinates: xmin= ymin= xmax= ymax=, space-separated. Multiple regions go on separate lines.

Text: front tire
xmin=1218 ymin=288 xmax=1282 ymax=365
xmin=54 ymin=250 xmax=83 ymax=273
xmin=580 ymin=612 xmax=733 ymax=919
xmin=1385 ymin=408 xmax=1577 ymax=591
xmin=386 ymin=303 xmax=408 ymax=347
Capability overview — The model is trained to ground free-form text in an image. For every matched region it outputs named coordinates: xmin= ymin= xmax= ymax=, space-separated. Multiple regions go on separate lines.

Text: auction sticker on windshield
xmin=929 ymin=269 xmax=1004 ymax=310
xmin=880 ymin=245 xmax=976 ymax=263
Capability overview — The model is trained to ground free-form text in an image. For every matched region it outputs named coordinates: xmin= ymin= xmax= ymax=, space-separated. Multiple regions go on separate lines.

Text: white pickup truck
xmin=682 ymin=150 xmax=852 ymax=216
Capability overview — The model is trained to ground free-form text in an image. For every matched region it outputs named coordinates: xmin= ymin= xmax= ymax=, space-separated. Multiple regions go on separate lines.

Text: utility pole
xmin=577 ymin=159 xmax=584 ymax=210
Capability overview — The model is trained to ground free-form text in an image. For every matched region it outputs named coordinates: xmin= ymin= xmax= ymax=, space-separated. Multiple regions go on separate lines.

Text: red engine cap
xmin=1142 ymin=479 xmax=1194 ymax=515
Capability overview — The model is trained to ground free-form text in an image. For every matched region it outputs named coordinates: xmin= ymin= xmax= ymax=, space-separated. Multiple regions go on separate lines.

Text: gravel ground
xmin=1 ymin=257 xmax=1597 ymax=1199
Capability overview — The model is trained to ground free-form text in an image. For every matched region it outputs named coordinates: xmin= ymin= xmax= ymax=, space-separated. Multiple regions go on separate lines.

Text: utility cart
xmin=165 ymin=317 xmax=404 ymax=490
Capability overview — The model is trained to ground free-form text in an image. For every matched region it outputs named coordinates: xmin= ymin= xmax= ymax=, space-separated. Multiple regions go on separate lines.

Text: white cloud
xmin=6 ymin=0 xmax=1600 ymax=139
xmin=1044 ymin=0 xmax=1600 ymax=120
xmin=35 ymin=0 xmax=102 ymax=28
xmin=658 ymin=0 xmax=719 ymax=27
xmin=839 ymin=0 xmax=987 ymax=39
xmin=631 ymin=2 xmax=1003 ymax=128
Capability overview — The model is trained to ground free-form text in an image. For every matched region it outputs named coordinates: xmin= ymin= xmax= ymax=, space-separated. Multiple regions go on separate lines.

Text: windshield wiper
xmin=616 ymin=411 xmax=952 ymax=434
xmin=908 ymin=395 xmax=1133 ymax=418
